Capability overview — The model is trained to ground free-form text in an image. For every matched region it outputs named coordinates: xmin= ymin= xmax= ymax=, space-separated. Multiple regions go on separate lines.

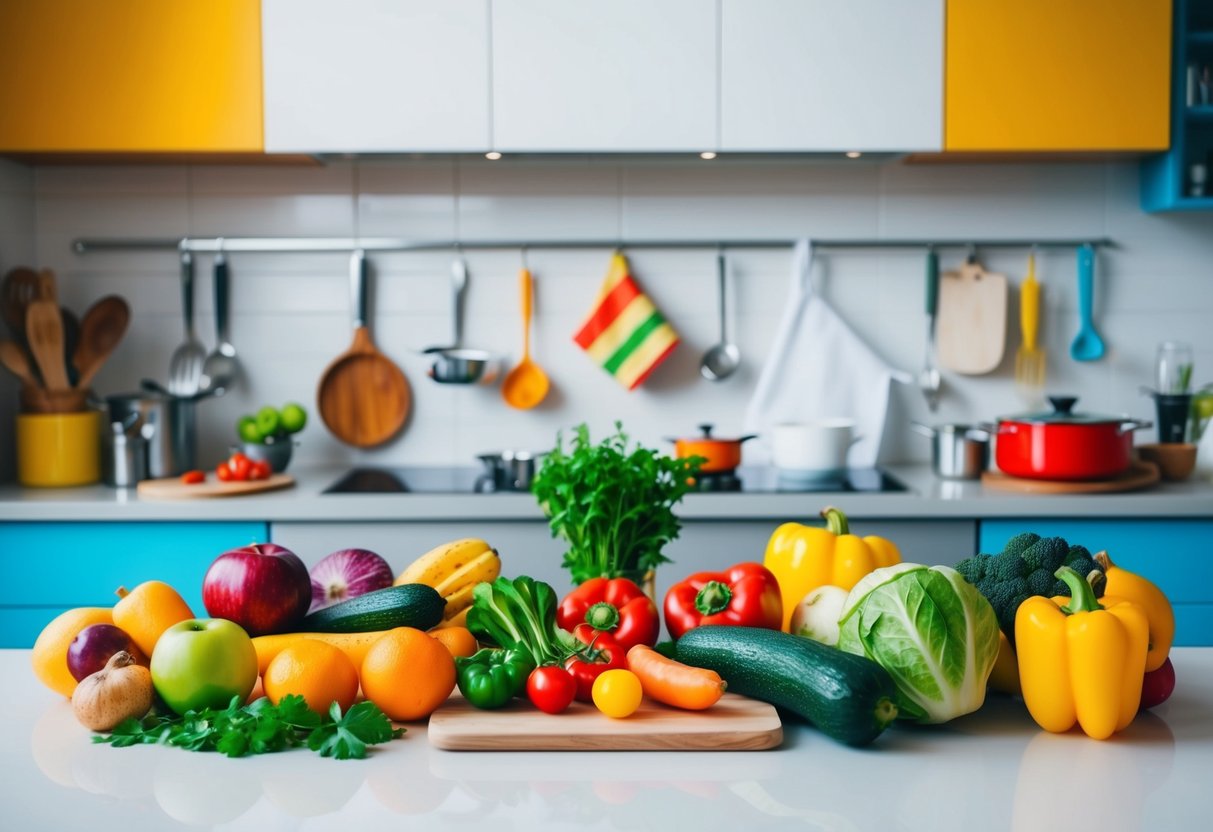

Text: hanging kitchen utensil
xmin=1070 ymin=244 xmax=1105 ymax=362
xmin=73 ymin=295 xmax=130 ymax=390
xmin=317 ymin=250 xmax=410 ymax=447
xmin=700 ymin=250 xmax=741 ymax=381
xmin=574 ymin=251 xmax=680 ymax=390
xmin=1015 ymin=250 xmax=1046 ymax=399
xmin=501 ymin=266 xmax=550 ymax=408
xmin=917 ymin=248 xmax=942 ymax=411
xmin=1 ymin=267 xmax=41 ymax=339
xmin=200 ymin=249 xmax=240 ymax=393
xmin=167 ymin=250 xmax=207 ymax=395
xmin=935 ymin=253 xmax=1008 ymax=375
xmin=26 ymin=299 xmax=70 ymax=391
xmin=743 ymin=240 xmax=901 ymax=468
xmin=426 ymin=253 xmax=493 ymax=384
xmin=0 ymin=340 xmax=39 ymax=387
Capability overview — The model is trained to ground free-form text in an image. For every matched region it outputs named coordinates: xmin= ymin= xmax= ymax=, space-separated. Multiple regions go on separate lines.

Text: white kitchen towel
xmin=744 ymin=239 xmax=904 ymax=467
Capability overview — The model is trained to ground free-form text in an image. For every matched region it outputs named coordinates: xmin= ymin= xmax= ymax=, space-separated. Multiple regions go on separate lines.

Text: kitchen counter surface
xmin=6 ymin=647 xmax=1211 ymax=831
xmin=0 ymin=464 xmax=1210 ymax=522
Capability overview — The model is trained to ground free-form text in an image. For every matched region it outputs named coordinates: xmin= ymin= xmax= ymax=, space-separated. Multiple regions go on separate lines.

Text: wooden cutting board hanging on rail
xmin=935 ymin=259 xmax=1008 ymax=375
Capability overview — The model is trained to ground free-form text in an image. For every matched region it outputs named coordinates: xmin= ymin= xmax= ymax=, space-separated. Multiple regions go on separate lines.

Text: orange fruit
xmin=429 ymin=626 xmax=477 ymax=658
xmin=360 ymin=627 xmax=455 ymax=721
xmin=32 ymin=607 xmax=113 ymax=698
xmin=263 ymin=639 xmax=359 ymax=715
xmin=113 ymin=581 xmax=194 ymax=656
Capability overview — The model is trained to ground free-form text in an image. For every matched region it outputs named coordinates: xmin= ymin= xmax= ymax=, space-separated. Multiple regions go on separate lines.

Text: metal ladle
xmin=700 ymin=250 xmax=740 ymax=381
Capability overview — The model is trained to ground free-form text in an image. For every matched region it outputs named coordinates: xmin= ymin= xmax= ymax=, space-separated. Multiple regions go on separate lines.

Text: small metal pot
xmin=475 ymin=450 xmax=546 ymax=492
xmin=914 ymin=423 xmax=991 ymax=480
xmin=427 ymin=348 xmax=494 ymax=384
xmin=107 ymin=392 xmax=197 ymax=478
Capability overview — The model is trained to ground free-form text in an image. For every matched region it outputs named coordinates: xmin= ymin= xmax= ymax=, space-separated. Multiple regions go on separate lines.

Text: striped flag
xmin=574 ymin=253 xmax=680 ymax=390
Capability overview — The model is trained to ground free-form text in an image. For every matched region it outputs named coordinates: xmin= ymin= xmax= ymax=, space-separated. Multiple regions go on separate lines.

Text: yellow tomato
xmin=591 ymin=669 xmax=643 ymax=719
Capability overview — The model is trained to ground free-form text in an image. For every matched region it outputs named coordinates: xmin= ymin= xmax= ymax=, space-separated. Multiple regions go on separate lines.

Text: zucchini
xmin=674 ymin=625 xmax=899 ymax=746
xmin=301 ymin=584 xmax=445 ymax=633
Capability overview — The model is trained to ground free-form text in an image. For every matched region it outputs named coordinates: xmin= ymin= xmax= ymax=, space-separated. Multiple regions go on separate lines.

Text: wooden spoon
xmin=317 ymin=251 xmax=410 ymax=447
xmin=26 ymin=300 xmax=70 ymax=391
xmin=0 ymin=340 xmax=39 ymax=387
xmin=501 ymin=268 xmax=550 ymax=410
xmin=73 ymin=296 xmax=131 ymax=390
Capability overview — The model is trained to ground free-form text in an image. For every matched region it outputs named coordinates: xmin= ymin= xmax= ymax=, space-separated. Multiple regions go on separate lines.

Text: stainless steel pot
xmin=913 ymin=423 xmax=991 ymax=480
xmin=475 ymin=450 xmax=546 ymax=492
xmin=107 ymin=392 xmax=198 ymax=478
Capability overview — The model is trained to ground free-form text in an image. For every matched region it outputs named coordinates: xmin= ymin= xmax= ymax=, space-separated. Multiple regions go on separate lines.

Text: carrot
xmin=626 ymin=644 xmax=726 ymax=710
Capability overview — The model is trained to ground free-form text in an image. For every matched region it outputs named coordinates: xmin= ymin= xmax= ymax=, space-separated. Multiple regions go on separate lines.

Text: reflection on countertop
xmin=10 ymin=648 xmax=1209 ymax=831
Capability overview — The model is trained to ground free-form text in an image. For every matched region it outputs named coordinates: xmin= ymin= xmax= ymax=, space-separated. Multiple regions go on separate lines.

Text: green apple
xmin=150 ymin=618 xmax=258 ymax=715
xmin=1195 ymin=392 xmax=1213 ymax=422
xmin=236 ymin=415 xmax=262 ymax=444
xmin=255 ymin=406 xmax=282 ymax=439
xmin=280 ymin=402 xmax=307 ymax=434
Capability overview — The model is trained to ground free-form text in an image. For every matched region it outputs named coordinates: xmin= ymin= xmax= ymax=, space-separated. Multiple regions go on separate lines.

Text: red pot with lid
xmin=668 ymin=424 xmax=757 ymax=473
xmin=995 ymin=396 xmax=1151 ymax=481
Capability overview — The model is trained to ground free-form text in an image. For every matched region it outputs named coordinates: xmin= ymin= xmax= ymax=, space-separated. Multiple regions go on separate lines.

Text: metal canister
xmin=107 ymin=392 xmax=197 ymax=478
xmin=913 ymin=423 xmax=991 ymax=480
xmin=102 ymin=419 xmax=148 ymax=487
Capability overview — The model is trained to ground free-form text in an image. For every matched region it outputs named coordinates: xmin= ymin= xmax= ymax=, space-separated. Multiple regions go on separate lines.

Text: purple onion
xmin=309 ymin=548 xmax=395 ymax=612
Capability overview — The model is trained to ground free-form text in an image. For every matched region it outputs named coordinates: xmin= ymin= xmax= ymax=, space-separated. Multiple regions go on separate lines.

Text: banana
xmin=394 ymin=538 xmax=494 ymax=588
xmin=433 ymin=607 xmax=470 ymax=630
xmin=433 ymin=548 xmax=501 ymax=597
xmin=441 ymin=582 xmax=478 ymax=620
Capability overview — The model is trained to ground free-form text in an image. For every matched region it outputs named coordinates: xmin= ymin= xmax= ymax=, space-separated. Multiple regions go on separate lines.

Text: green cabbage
xmin=837 ymin=563 xmax=999 ymax=724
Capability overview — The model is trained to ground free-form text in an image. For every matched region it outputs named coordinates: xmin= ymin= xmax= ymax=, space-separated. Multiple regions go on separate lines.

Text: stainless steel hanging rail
xmin=71 ymin=236 xmax=1116 ymax=255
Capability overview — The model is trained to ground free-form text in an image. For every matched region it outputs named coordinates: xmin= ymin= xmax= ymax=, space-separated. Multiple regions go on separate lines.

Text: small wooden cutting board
xmin=981 ymin=461 xmax=1160 ymax=494
xmin=936 ymin=261 xmax=1008 ymax=375
xmin=428 ymin=693 xmax=782 ymax=751
xmin=136 ymin=473 xmax=295 ymax=500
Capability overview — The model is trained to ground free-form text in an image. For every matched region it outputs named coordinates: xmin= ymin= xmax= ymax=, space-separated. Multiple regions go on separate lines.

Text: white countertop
xmin=5 ymin=648 xmax=1211 ymax=831
xmin=1 ymin=464 xmax=1211 ymax=522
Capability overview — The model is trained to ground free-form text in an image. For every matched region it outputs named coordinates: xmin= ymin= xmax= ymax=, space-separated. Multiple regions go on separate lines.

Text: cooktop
xmin=323 ymin=466 xmax=908 ymax=495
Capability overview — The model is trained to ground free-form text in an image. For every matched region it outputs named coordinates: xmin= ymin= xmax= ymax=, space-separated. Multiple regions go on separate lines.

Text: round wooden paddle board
xmin=981 ymin=461 xmax=1160 ymax=494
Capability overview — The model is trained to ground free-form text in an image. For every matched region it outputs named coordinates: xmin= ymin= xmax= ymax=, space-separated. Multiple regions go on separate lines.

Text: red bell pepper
xmin=663 ymin=562 xmax=783 ymax=640
xmin=557 ymin=577 xmax=660 ymax=652
xmin=563 ymin=627 xmax=629 ymax=702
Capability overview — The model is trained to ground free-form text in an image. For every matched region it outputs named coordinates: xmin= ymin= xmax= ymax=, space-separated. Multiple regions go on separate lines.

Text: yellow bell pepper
xmin=763 ymin=506 xmax=901 ymax=631
xmin=987 ymin=630 xmax=1022 ymax=697
xmin=1095 ymin=551 xmax=1174 ymax=672
xmin=1015 ymin=566 xmax=1149 ymax=740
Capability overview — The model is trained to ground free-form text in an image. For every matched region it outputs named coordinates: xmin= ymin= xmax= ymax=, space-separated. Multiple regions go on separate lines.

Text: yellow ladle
xmin=501 ymin=268 xmax=550 ymax=409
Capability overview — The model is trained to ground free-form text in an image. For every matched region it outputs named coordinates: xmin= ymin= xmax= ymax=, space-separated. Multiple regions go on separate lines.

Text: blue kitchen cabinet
xmin=979 ymin=520 xmax=1213 ymax=646
xmin=0 ymin=522 xmax=267 ymax=648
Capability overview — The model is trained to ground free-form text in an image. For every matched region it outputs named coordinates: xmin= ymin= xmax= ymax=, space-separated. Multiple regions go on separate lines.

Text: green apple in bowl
xmin=150 ymin=618 xmax=258 ymax=715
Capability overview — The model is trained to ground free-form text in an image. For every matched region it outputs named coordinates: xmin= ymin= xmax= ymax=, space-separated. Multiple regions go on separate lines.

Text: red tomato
xmin=250 ymin=460 xmax=272 ymax=481
xmin=180 ymin=470 xmax=205 ymax=485
xmin=215 ymin=463 xmax=233 ymax=482
xmin=527 ymin=666 xmax=577 ymax=715
xmin=227 ymin=454 xmax=252 ymax=481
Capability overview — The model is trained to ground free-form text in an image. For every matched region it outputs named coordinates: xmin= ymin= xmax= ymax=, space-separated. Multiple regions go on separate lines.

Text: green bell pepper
xmin=455 ymin=647 xmax=536 ymax=710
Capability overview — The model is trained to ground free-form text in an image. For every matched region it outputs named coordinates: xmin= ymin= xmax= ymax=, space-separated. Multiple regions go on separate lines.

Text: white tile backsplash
xmin=4 ymin=156 xmax=1213 ymax=476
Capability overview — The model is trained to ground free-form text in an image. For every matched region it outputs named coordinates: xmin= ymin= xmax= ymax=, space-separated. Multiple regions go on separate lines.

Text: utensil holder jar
xmin=16 ymin=410 xmax=102 ymax=487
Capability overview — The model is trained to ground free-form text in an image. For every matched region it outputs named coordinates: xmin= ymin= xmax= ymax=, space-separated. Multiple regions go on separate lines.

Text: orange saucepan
xmin=668 ymin=424 xmax=757 ymax=473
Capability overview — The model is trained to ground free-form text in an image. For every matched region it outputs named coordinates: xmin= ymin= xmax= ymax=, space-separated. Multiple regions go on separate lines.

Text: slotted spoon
xmin=1015 ymin=251 xmax=1046 ymax=400
xmin=167 ymin=250 xmax=207 ymax=395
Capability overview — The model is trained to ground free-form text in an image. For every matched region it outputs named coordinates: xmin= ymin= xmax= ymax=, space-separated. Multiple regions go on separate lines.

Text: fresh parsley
xmin=93 ymin=694 xmax=404 ymax=760
xmin=531 ymin=422 xmax=701 ymax=585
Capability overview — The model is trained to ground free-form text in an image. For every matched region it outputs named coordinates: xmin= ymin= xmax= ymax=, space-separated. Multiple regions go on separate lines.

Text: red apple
xmin=67 ymin=623 xmax=147 ymax=681
xmin=202 ymin=542 xmax=311 ymax=636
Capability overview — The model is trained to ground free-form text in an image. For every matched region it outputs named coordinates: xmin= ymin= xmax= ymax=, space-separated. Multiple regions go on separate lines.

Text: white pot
xmin=772 ymin=419 xmax=861 ymax=477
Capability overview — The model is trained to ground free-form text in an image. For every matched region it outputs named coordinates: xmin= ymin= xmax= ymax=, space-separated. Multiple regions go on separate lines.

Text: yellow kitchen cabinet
xmin=0 ymin=0 xmax=262 ymax=153
xmin=945 ymin=0 xmax=1171 ymax=151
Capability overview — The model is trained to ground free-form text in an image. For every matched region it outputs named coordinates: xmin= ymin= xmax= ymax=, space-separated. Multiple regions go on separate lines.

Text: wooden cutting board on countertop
xmin=428 ymin=692 xmax=782 ymax=751
xmin=136 ymin=473 xmax=295 ymax=500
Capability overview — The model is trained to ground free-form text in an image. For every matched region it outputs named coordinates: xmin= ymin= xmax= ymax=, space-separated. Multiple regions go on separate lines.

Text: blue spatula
xmin=1070 ymin=244 xmax=1105 ymax=362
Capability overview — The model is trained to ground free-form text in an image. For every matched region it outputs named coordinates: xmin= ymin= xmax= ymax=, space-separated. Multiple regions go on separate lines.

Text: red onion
xmin=310 ymin=548 xmax=394 ymax=611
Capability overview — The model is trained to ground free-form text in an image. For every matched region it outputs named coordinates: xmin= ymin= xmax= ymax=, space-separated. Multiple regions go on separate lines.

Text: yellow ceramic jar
xmin=16 ymin=410 xmax=102 ymax=487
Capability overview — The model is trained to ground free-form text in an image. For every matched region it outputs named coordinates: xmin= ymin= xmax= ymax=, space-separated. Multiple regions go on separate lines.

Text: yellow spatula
xmin=1015 ymin=252 xmax=1046 ymax=400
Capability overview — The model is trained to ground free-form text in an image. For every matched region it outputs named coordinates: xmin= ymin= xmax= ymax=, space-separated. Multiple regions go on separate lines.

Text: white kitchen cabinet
xmin=262 ymin=0 xmax=491 ymax=152
xmin=491 ymin=0 xmax=717 ymax=152
xmin=720 ymin=0 xmax=943 ymax=152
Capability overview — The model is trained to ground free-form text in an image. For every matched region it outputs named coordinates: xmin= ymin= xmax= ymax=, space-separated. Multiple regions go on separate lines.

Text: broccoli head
xmin=955 ymin=533 xmax=1106 ymax=647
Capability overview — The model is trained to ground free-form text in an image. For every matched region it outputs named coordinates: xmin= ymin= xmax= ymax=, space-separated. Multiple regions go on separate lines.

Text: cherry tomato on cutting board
xmin=592 ymin=669 xmax=643 ymax=719
xmin=228 ymin=453 xmax=252 ymax=481
xmin=215 ymin=463 xmax=233 ymax=482
xmin=250 ymin=460 xmax=272 ymax=481
xmin=527 ymin=666 xmax=577 ymax=715
xmin=180 ymin=470 xmax=205 ymax=485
